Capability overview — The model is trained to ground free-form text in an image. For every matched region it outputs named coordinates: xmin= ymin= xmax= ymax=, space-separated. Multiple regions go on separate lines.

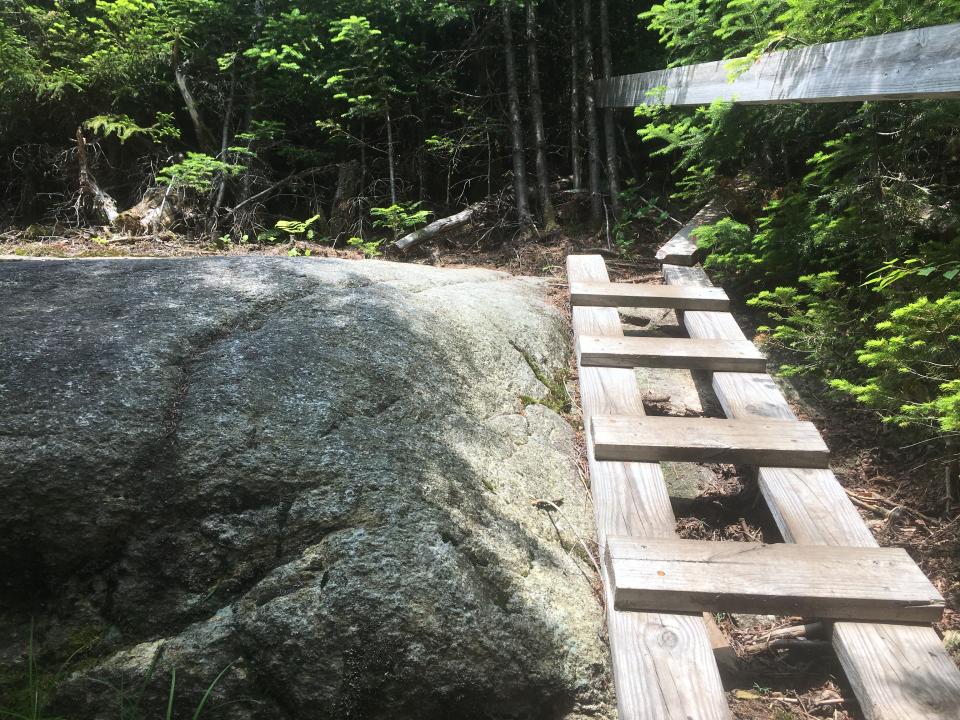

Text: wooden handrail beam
xmin=599 ymin=23 xmax=960 ymax=108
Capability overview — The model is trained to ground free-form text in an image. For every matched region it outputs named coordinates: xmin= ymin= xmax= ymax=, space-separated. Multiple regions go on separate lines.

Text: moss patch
xmin=513 ymin=342 xmax=571 ymax=416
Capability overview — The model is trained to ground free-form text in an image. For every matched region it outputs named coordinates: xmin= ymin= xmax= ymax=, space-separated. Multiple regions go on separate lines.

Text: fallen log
xmin=112 ymin=186 xmax=179 ymax=234
xmin=395 ymin=203 xmax=480 ymax=251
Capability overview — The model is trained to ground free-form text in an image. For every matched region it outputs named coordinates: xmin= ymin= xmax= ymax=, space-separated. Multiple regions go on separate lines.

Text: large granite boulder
xmin=0 ymin=258 xmax=611 ymax=719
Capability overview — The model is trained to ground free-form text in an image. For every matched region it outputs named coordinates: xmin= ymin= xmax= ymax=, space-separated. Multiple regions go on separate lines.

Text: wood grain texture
xmin=655 ymin=202 xmax=725 ymax=266
xmin=570 ymin=280 xmax=729 ymax=310
xmin=578 ymin=335 xmax=766 ymax=372
xmin=681 ymin=310 xmax=748 ymax=343
xmin=712 ymin=371 xmax=794 ymax=419
xmin=662 ymin=258 xmax=960 ymax=719
xmin=592 ymin=415 xmax=830 ymax=467
xmin=758 ymin=467 xmax=878 ymax=547
xmin=601 ymin=569 xmax=732 ymax=720
xmin=568 ymin=255 xmax=731 ymax=720
xmin=599 ymin=23 xmax=960 ymax=108
xmin=834 ymin=622 xmax=960 ymax=720
xmin=662 ymin=263 xmax=713 ymax=287
xmin=606 ymin=537 xmax=944 ymax=622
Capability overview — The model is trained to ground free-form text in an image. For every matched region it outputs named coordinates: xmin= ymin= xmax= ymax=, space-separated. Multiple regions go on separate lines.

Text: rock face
xmin=0 ymin=258 xmax=611 ymax=719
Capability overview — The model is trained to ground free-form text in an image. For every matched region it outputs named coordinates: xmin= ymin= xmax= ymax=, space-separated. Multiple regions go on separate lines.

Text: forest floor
xmin=2 ymin=219 xmax=958 ymax=720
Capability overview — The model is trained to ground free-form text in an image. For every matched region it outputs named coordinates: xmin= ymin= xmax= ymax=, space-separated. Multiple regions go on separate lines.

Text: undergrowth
xmin=0 ymin=623 xmax=232 ymax=720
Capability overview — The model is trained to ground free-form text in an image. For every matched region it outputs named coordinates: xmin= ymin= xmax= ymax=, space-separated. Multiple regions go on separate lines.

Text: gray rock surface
xmin=621 ymin=306 xmax=714 ymax=499
xmin=0 ymin=257 xmax=611 ymax=719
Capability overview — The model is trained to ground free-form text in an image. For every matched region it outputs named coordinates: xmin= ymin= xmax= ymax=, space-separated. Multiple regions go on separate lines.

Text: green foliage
xmin=0 ymin=0 xmax=479 ymax=228
xmin=866 ymin=254 xmax=960 ymax=292
xmin=83 ymin=113 xmax=180 ymax=144
xmin=347 ymin=236 xmax=384 ymax=258
xmin=693 ymin=218 xmax=759 ymax=285
xmin=639 ymin=0 xmax=960 ymax=455
xmin=81 ymin=0 xmax=178 ymax=92
xmin=242 ymin=8 xmax=320 ymax=73
xmin=0 ymin=620 xmax=98 ymax=720
xmin=329 ymin=15 xmax=382 ymax=46
xmin=748 ymin=272 xmax=866 ymax=378
xmin=634 ymin=99 xmax=747 ymax=202
xmin=369 ymin=202 xmax=432 ymax=236
xmin=831 ymin=294 xmax=960 ymax=433
xmin=0 ymin=18 xmax=40 ymax=100
xmin=0 ymin=621 xmax=63 ymax=720
xmin=275 ymin=214 xmax=324 ymax=239
xmin=324 ymin=15 xmax=406 ymax=120
xmin=157 ymin=153 xmax=244 ymax=193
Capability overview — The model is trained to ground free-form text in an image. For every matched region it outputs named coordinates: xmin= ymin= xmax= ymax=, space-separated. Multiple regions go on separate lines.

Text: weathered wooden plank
xmin=606 ymin=537 xmax=944 ymax=623
xmin=602 ymin=582 xmax=732 ymax=720
xmin=578 ymin=335 xmax=765 ymax=372
xmin=834 ymin=622 xmax=960 ymax=720
xmin=661 ymin=266 xmax=872 ymax=542
xmin=570 ymin=280 xmax=729 ymax=310
xmin=592 ymin=415 xmax=830 ymax=467
xmin=599 ymin=23 xmax=960 ymax=108
xmin=662 ymin=260 xmax=960 ymax=719
xmin=681 ymin=310 xmax=747 ymax=343
xmin=712 ymin=371 xmax=792 ymax=419
xmin=662 ymin=263 xmax=713 ymax=287
xmin=656 ymin=202 xmax=725 ymax=266
xmin=680 ymin=315 xmax=879 ymax=541
xmin=567 ymin=255 xmax=731 ymax=720
xmin=759 ymin=467 xmax=878 ymax=547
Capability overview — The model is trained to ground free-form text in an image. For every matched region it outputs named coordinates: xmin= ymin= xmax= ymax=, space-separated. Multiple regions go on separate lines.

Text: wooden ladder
xmin=568 ymin=252 xmax=960 ymax=719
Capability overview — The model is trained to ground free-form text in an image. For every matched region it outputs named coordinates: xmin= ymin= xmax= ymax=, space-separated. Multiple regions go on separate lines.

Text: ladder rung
xmin=578 ymin=335 xmax=765 ymax=372
xmin=570 ymin=281 xmax=729 ymax=310
xmin=591 ymin=415 xmax=829 ymax=467
xmin=605 ymin=536 xmax=945 ymax=623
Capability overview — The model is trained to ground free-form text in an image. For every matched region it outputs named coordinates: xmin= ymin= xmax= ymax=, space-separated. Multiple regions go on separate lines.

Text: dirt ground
xmin=3 ymin=216 xmax=958 ymax=720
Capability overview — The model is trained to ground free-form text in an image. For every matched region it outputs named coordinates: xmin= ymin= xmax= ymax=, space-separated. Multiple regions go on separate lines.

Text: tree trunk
xmin=237 ymin=0 xmax=266 ymax=207
xmin=329 ymin=160 xmax=362 ymax=240
xmin=946 ymin=436 xmax=959 ymax=511
xmin=213 ymin=62 xmax=238 ymax=216
xmin=599 ymin=0 xmax=620 ymax=218
xmin=581 ymin=0 xmax=602 ymax=223
xmin=386 ymin=106 xmax=397 ymax=205
xmin=172 ymin=40 xmax=215 ymax=151
xmin=619 ymin=124 xmax=639 ymax=179
xmin=74 ymin=128 xmax=118 ymax=226
xmin=569 ymin=0 xmax=583 ymax=191
xmin=359 ymin=118 xmax=368 ymax=187
xmin=525 ymin=0 xmax=557 ymax=230
xmin=501 ymin=1 xmax=533 ymax=226
xmin=174 ymin=67 xmax=215 ymax=151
